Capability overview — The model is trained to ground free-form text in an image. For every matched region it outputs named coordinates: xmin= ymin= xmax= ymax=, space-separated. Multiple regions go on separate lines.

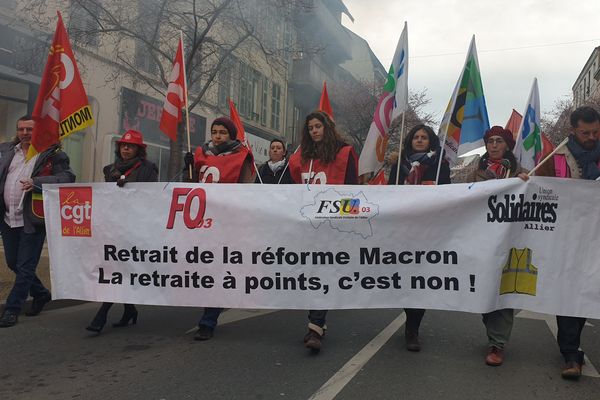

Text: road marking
xmin=184 ymin=309 xmax=279 ymax=334
xmin=517 ymin=310 xmax=599 ymax=378
xmin=308 ymin=312 xmax=406 ymax=400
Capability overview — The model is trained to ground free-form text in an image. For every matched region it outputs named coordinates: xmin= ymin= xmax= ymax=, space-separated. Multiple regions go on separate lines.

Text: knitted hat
xmin=211 ymin=117 xmax=237 ymax=140
xmin=484 ymin=126 xmax=515 ymax=151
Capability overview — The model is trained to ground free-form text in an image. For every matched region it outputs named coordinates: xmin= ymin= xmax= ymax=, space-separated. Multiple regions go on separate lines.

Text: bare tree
xmin=18 ymin=0 xmax=315 ymax=177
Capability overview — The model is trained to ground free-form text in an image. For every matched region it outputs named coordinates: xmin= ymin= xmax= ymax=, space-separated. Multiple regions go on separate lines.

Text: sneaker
xmin=0 ymin=311 xmax=18 ymax=328
xmin=304 ymin=329 xmax=322 ymax=352
xmin=405 ymin=330 xmax=421 ymax=352
xmin=561 ymin=360 xmax=583 ymax=380
xmin=25 ymin=293 xmax=52 ymax=316
xmin=485 ymin=346 xmax=504 ymax=366
xmin=194 ymin=325 xmax=214 ymax=341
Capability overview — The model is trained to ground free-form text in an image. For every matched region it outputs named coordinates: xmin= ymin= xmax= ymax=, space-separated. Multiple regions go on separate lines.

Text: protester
xmin=388 ymin=124 xmax=450 ymax=351
xmin=288 ymin=110 xmax=358 ymax=352
xmin=183 ymin=116 xmax=254 ymax=340
xmin=255 ymin=139 xmax=292 ymax=184
xmin=0 ymin=115 xmax=75 ymax=328
xmin=471 ymin=125 xmax=528 ymax=366
xmin=536 ymin=106 xmax=600 ymax=379
xmin=85 ymin=130 xmax=158 ymax=333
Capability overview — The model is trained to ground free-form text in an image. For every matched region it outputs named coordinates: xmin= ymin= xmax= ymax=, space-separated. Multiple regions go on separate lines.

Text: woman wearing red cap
xmin=85 ymin=130 xmax=158 ymax=333
xmin=472 ymin=125 xmax=528 ymax=366
xmin=183 ymin=116 xmax=255 ymax=341
xmin=288 ymin=110 xmax=358 ymax=353
xmin=387 ymin=124 xmax=451 ymax=352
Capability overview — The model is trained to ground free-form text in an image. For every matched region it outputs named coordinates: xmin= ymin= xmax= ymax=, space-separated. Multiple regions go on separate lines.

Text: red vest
xmin=289 ymin=145 xmax=356 ymax=184
xmin=193 ymin=145 xmax=251 ymax=183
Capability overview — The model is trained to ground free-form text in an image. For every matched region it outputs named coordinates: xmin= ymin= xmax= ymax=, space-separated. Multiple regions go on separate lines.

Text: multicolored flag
xmin=514 ymin=78 xmax=542 ymax=170
xmin=159 ymin=36 xmax=186 ymax=141
xmin=29 ymin=11 xmax=94 ymax=159
xmin=439 ymin=36 xmax=489 ymax=165
xmin=358 ymin=22 xmax=408 ymax=176
xmin=318 ymin=81 xmax=334 ymax=119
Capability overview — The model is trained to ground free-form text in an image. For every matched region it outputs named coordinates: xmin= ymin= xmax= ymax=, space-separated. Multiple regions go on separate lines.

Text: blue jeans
xmin=1 ymin=222 xmax=48 ymax=313
xmin=199 ymin=307 xmax=223 ymax=329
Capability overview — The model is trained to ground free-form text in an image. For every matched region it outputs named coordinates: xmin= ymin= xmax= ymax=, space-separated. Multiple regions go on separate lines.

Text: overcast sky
xmin=342 ymin=0 xmax=600 ymax=127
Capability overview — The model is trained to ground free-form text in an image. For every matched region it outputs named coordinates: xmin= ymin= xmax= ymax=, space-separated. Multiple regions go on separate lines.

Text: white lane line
xmin=308 ymin=312 xmax=406 ymax=400
xmin=517 ymin=310 xmax=599 ymax=378
xmin=184 ymin=309 xmax=279 ymax=334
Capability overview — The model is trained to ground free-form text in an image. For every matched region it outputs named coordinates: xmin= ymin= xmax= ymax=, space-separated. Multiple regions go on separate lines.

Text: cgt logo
xmin=166 ymin=188 xmax=213 ymax=229
xmin=59 ymin=187 xmax=92 ymax=237
xmin=316 ymin=198 xmax=365 ymax=215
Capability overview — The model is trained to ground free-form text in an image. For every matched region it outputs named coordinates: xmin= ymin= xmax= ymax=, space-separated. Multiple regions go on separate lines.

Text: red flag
xmin=318 ymin=81 xmax=334 ymax=119
xmin=504 ymin=109 xmax=522 ymax=141
xmin=228 ymin=98 xmax=246 ymax=144
xmin=159 ymin=37 xmax=186 ymax=141
xmin=29 ymin=11 xmax=94 ymax=159
xmin=368 ymin=169 xmax=387 ymax=185
xmin=539 ymin=133 xmax=555 ymax=163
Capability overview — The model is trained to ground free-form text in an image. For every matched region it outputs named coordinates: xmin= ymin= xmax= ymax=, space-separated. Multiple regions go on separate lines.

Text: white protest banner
xmin=44 ymin=178 xmax=600 ymax=318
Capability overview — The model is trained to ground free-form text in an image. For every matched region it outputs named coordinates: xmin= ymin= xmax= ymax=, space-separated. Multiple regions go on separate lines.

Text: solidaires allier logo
xmin=499 ymin=247 xmax=538 ymax=296
xmin=300 ymin=188 xmax=378 ymax=239
xmin=486 ymin=187 xmax=559 ymax=232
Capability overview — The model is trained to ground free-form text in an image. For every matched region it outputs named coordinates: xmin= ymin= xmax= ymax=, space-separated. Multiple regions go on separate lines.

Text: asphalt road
xmin=1 ymin=304 xmax=599 ymax=400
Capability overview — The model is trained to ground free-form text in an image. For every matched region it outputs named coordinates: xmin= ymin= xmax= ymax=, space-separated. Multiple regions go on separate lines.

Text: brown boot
xmin=304 ymin=328 xmax=323 ymax=352
xmin=485 ymin=346 xmax=504 ymax=366
xmin=561 ymin=360 xmax=583 ymax=380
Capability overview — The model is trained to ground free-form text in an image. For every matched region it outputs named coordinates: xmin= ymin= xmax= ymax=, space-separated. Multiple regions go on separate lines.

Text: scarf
xmin=484 ymin=158 xmax=511 ymax=180
xmin=566 ymin=135 xmax=600 ymax=180
xmin=110 ymin=157 xmax=142 ymax=182
xmin=268 ymin=159 xmax=286 ymax=174
xmin=203 ymin=140 xmax=242 ymax=156
xmin=403 ymin=151 xmax=437 ymax=185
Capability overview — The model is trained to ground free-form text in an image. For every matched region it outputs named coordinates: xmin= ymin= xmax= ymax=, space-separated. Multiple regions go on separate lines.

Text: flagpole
xmin=527 ymin=137 xmax=568 ymax=176
xmin=180 ymin=31 xmax=192 ymax=180
xmin=434 ymin=133 xmax=447 ymax=185
xmin=395 ymin=112 xmax=406 ymax=185
xmin=277 ymin=145 xmax=299 ymax=184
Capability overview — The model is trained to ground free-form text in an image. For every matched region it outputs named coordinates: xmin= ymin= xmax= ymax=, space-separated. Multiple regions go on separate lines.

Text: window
xmin=218 ymin=63 xmax=232 ymax=109
xmin=239 ymin=62 xmax=260 ymax=121
xmin=135 ymin=0 xmax=160 ymax=75
xmin=260 ymin=78 xmax=268 ymax=126
xmin=69 ymin=1 xmax=100 ymax=47
xmin=271 ymin=83 xmax=281 ymax=131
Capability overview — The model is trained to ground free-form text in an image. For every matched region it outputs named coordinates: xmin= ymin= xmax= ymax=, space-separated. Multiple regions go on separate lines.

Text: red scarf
xmin=486 ymin=159 xmax=510 ymax=179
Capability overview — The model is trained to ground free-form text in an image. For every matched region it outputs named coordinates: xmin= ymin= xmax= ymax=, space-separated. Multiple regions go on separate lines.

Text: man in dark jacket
xmin=0 ymin=115 xmax=76 ymax=327
xmin=537 ymin=106 xmax=600 ymax=379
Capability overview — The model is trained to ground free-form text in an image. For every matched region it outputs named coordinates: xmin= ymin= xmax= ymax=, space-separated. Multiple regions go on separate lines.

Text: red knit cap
xmin=484 ymin=126 xmax=515 ymax=151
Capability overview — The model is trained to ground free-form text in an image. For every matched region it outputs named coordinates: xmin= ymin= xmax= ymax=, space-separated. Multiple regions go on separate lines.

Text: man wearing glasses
xmin=0 ymin=115 xmax=75 ymax=327
xmin=537 ymin=106 xmax=600 ymax=379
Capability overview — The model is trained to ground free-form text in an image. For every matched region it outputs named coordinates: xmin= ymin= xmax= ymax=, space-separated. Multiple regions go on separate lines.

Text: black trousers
xmin=556 ymin=315 xmax=586 ymax=363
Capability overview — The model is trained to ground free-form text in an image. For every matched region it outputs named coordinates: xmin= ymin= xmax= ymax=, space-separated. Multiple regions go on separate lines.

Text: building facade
xmin=572 ymin=46 xmax=600 ymax=108
xmin=0 ymin=0 xmax=383 ymax=182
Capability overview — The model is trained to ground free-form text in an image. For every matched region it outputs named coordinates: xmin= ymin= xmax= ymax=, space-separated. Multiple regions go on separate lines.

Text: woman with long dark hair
xmin=86 ymin=130 xmax=158 ymax=333
xmin=388 ymin=124 xmax=450 ymax=351
xmin=288 ymin=110 xmax=358 ymax=352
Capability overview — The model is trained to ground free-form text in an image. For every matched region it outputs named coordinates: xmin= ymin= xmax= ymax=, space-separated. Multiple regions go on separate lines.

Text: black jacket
xmin=255 ymin=161 xmax=292 ymax=184
xmin=0 ymin=143 xmax=76 ymax=233
xmin=103 ymin=159 xmax=158 ymax=183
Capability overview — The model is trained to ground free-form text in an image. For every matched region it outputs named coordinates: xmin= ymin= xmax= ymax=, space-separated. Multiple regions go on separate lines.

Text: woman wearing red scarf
xmin=472 ymin=126 xmax=528 ymax=366
xmin=387 ymin=124 xmax=450 ymax=352
xmin=289 ymin=110 xmax=358 ymax=353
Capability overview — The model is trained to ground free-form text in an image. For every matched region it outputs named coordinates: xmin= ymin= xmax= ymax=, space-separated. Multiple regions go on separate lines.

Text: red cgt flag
xmin=29 ymin=11 xmax=94 ymax=159
xmin=319 ymin=81 xmax=334 ymax=119
xmin=159 ymin=37 xmax=186 ymax=141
